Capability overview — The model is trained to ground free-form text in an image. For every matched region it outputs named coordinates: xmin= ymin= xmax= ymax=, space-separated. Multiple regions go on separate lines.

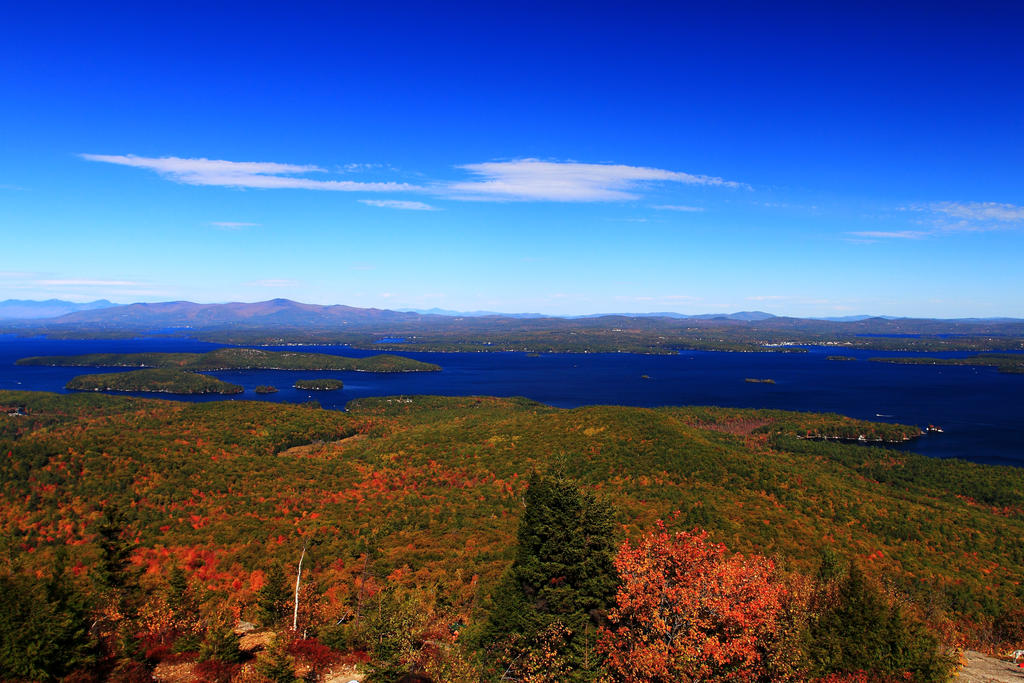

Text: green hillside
xmin=870 ymin=353 xmax=1024 ymax=374
xmin=1 ymin=390 xmax=1021 ymax=679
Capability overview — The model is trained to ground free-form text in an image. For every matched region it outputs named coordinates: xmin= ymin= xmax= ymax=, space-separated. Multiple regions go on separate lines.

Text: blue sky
xmin=2 ymin=2 xmax=1022 ymax=317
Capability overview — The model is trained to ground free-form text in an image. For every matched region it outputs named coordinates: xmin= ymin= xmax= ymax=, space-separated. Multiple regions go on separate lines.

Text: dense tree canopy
xmin=0 ymin=389 xmax=1020 ymax=679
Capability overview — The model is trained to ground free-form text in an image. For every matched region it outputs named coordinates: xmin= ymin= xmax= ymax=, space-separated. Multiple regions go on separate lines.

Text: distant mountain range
xmin=1 ymin=298 xmax=1021 ymax=331
xmin=588 ymin=310 xmax=779 ymax=321
xmin=0 ymin=299 xmax=115 ymax=320
xmin=397 ymin=308 xmax=780 ymax=321
xmin=45 ymin=299 xmax=426 ymax=327
xmin=401 ymin=309 xmax=856 ymax=322
xmin=398 ymin=307 xmax=548 ymax=319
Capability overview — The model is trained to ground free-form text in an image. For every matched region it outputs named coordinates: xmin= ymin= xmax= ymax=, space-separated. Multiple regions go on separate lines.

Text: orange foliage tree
xmin=599 ymin=522 xmax=787 ymax=682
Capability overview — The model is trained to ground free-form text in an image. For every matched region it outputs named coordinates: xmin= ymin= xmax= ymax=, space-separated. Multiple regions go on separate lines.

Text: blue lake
xmin=1 ymin=336 xmax=1021 ymax=467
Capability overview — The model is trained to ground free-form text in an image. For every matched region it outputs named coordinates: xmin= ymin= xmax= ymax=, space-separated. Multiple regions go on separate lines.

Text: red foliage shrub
xmin=599 ymin=522 xmax=787 ymax=682
xmin=107 ymin=660 xmax=154 ymax=683
xmin=143 ymin=643 xmax=172 ymax=662
xmin=193 ymin=659 xmax=242 ymax=683
xmin=288 ymin=637 xmax=340 ymax=671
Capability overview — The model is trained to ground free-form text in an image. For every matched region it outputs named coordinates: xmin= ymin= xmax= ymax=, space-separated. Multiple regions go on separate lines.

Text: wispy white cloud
xmin=899 ymin=201 xmax=1024 ymax=233
xmin=10 ymin=276 xmax=168 ymax=299
xmin=211 ymin=221 xmax=260 ymax=229
xmin=445 ymin=159 xmax=745 ymax=202
xmin=80 ymin=154 xmax=424 ymax=192
xmin=0 ymin=272 xmax=152 ymax=290
xmin=613 ymin=294 xmax=700 ymax=302
xmin=847 ymin=230 xmax=929 ymax=240
xmin=35 ymin=279 xmax=144 ymax=286
xmin=930 ymin=201 xmax=1024 ymax=223
xmin=341 ymin=163 xmax=384 ymax=172
xmin=80 ymin=154 xmax=744 ymax=206
xmin=652 ymin=204 xmax=705 ymax=212
xmin=359 ymin=199 xmax=438 ymax=211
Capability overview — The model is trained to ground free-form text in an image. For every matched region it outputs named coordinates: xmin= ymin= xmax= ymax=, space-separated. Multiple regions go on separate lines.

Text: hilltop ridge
xmin=3 ymin=299 xmax=1023 ymax=355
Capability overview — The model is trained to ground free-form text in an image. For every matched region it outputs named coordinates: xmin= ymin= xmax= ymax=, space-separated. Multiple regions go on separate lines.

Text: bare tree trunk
xmin=293 ymin=543 xmax=306 ymax=632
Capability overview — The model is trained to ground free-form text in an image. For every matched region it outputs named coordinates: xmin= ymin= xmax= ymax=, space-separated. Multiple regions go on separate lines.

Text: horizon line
xmin=2 ymin=296 xmax=1022 ymax=322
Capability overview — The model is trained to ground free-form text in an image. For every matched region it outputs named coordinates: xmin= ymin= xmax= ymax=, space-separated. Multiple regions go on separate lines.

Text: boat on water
xmin=925 ymin=424 xmax=944 ymax=433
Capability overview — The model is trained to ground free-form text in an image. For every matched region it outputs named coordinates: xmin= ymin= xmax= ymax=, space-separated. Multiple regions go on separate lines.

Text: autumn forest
xmin=2 ymin=389 xmax=1023 ymax=681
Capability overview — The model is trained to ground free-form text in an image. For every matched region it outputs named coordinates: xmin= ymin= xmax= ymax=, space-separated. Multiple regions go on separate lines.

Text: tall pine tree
xmin=256 ymin=563 xmax=291 ymax=627
xmin=808 ymin=564 xmax=953 ymax=682
xmin=92 ymin=505 xmax=144 ymax=663
xmin=0 ymin=561 xmax=98 ymax=681
xmin=482 ymin=473 xmax=617 ymax=680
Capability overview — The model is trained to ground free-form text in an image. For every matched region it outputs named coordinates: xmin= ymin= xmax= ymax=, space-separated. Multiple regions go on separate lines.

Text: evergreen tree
xmin=256 ymin=563 xmax=291 ymax=627
xmin=0 ymin=567 xmax=98 ymax=681
xmin=92 ymin=506 xmax=144 ymax=663
xmin=93 ymin=506 xmax=139 ymax=598
xmin=255 ymin=635 xmax=298 ymax=683
xmin=166 ymin=565 xmax=189 ymax=610
xmin=808 ymin=564 xmax=953 ymax=682
xmin=482 ymin=473 xmax=617 ymax=679
xmin=364 ymin=586 xmax=421 ymax=682
xmin=166 ymin=565 xmax=202 ymax=652
xmin=198 ymin=619 xmax=243 ymax=664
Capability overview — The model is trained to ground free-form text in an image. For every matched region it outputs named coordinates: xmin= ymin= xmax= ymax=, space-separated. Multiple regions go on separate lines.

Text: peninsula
xmin=17 ymin=347 xmax=440 ymax=373
xmin=869 ymin=353 xmax=1024 ymax=374
xmin=65 ymin=369 xmax=243 ymax=395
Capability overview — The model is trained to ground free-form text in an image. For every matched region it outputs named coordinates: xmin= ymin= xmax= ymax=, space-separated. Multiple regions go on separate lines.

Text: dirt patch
xmin=152 ymin=660 xmax=197 ymax=683
xmin=323 ymin=664 xmax=363 ymax=682
xmin=694 ymin=418 xmax=773 ymax=436
xmin=957 ymin=650 xmax=1024 ymax=682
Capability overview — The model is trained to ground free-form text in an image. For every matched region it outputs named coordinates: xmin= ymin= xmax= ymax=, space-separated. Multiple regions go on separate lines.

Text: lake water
xmin=1 ymin=336 xmax=1021 ymax=467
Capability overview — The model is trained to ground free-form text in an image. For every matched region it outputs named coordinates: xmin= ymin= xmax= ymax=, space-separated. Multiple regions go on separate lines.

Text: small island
xmin=745 ymin=378 xmax=776 ymax=384
xmin=65 ymin=369 xmax=243 ymax=395
xmin=826 ymin=355 xmax=857 ymax=361
xmin=18 ymin=347 xmax=440 ymax=373
xmin=253 ymin=385 xmax=279 ymax=394
xmin=293 ymin=379 xmax=344 ymax=391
